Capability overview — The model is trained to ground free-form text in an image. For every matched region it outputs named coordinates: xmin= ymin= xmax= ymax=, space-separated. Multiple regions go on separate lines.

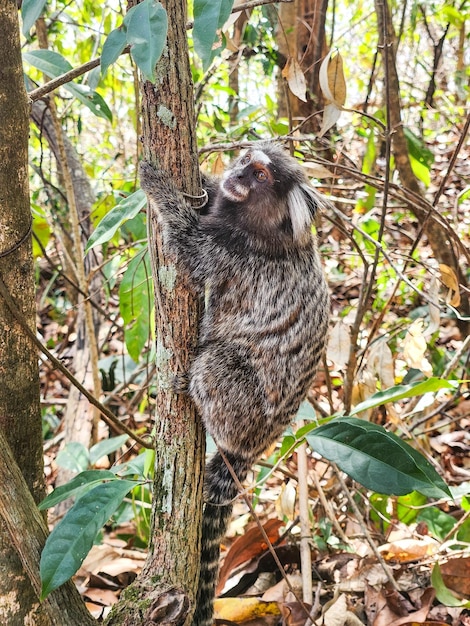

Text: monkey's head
xmin=217 ymin=143 xmax=323 ymax=247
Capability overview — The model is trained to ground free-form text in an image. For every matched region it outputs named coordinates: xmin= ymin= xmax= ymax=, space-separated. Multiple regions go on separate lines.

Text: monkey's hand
xmin=139 ymin=160 xmax=211 ymax=292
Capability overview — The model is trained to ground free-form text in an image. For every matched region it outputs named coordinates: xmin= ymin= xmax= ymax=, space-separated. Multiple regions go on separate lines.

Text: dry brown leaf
xmin=282 ymin=57 xmax=307 ymax=102
xmin=280 ymin=601 xmax=313 ymax=626
xmin=379 ymin=537 xmax=438 ymax=562
xmin=319 ymin=50 xmax=347 ymax=106
xmin=327 ymin=320 xmax=351 ymax=369
xmin=216 ymin=518 xmax=284 ymax=594
xmin=368 ymin=340 xmax=395 ymax=389
xmin=318 ymin=593 xmax=364 ymax=625
xmin=439 ymin=263 xmax=461 ymax=307
xmin=441 ymin=556 xmax=470 ymax=598
xmin=427 ymin=274 xmax=441 ymax=334
xmin=213 ymin=597 xmax=280 ymax=622
xmin=351 ymin=371 xmax=376 ymax=418
xmin=318 ymin=103 xmax=342 ymax=138
xmin=318 ymin=50 xmax=347 ymax=136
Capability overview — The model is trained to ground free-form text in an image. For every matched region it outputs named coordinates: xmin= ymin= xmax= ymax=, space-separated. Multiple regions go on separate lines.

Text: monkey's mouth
xmin=221 ymin=178 xmax=249 ymax=202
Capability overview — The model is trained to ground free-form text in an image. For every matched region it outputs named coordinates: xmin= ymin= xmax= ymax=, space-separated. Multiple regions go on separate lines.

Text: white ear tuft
xmin=287 ymin=184 xmax=317 ymax=239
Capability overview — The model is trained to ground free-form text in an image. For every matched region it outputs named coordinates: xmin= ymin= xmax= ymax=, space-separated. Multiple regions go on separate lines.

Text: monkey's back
xmin=188 ymin=230 xmax=329 ymax=461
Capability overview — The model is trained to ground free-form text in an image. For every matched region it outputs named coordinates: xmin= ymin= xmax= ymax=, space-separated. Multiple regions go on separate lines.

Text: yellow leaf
xmin=439 ymin=263 xmax=461 ymax=307
xmin=282 ymin=57 xmax=307 ymax=102
xmin=319 ymin=50 xmax=347 ymax=107
xmin=214 ymin=597 xmax=280 ymax=622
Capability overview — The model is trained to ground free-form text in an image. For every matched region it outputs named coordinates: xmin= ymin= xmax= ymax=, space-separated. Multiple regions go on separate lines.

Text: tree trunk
xmin=277 ymin=0 xmax=329 ymax=134
xmin=0 ymin=431 xmax=96 ymax=625
xmin=105 ymin=1 xmax=205 ymax=624
xmin=0 ymin=2 xmax=93 ymax=623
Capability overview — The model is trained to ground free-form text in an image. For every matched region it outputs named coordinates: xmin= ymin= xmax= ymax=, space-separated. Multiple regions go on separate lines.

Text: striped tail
xmin=191 ymin=451 xmax=250 ymax=626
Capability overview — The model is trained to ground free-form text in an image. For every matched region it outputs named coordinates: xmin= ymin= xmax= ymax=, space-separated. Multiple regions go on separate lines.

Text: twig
xmin=297 ymin=432 xmax=313 ymax=617
xmin=28 ymin=56 xmax=103 ymax=102
xmin=334 ymin=467 xmax=401 ymax=593
xmin=217 ymin=446 xmax=314 ymax=621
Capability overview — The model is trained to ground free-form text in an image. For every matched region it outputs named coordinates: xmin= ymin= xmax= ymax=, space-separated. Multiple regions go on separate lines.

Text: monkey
xmin=139 ymin=142 xmax=330 ymax=626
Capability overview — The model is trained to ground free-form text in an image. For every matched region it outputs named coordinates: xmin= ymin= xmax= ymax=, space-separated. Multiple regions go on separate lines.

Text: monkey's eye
xmin=240 ymin=154 xmax=251 ymax=165
xmin=254 ymin=170 xmax=267 ymax=182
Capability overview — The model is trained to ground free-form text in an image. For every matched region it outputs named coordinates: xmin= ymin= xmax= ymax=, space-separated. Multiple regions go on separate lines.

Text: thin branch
xmin=28 ymin=56 xmax=103 ymax=102
xmin=217 ymin=446 xmax=314 ymax=621
xmin=0 ymin=275 xmax=152 ymax=449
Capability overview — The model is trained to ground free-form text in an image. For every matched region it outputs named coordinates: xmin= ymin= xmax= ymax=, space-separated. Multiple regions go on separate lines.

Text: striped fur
xmin=140 ymin=143 xmax=330 ymax=626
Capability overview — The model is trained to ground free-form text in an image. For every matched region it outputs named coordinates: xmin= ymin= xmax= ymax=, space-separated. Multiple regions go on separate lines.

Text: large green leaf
xmin=307 ymin=417 xmax=451 ymax=499
xmin=126 ymin=0 xmax=168 ymax=83
xmin=85 ymin=189 xmax=147 ymax=252
xmin=101 ymin=27 xmax=128 ymax=77
xmin=40 ymin=480 xmax=138 ymax=598
xmin=22 ymin=0 xmax=48 ymax=36
xmin=193 ymin=0 xmax=234 ymax=70
xmin=38 ymin=470 xmax=117 ymax=510
xmin=89 ymin=434 xmax=128 ymax=466
xmin=119 ymin=250 xmax=153 ymax=362
xmin=350 ymin=377 xmax=457 ymax=416
xmin=55 ymin=442 xmax=89 ymax=473
xmin=23 ymin=50 xmax=112 ymax=121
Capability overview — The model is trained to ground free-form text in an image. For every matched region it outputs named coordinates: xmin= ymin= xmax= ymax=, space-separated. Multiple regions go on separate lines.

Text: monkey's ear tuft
xmin=287 ymin=183 xmax=320 ymax=239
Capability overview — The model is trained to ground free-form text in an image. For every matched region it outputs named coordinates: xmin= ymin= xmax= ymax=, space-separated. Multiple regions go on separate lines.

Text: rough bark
xmin=0 ymin=430 xmax=96 ymax=625
xmin=105 ymin=1 xmax=205 ymax=624
xmin=0 ymin=2 xmax=94 ymax=623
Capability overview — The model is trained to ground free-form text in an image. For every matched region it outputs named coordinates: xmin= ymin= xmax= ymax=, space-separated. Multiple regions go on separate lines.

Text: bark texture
xmin=0 ymin=430 xmax=96 ymax=625
xmin=105 ymin=1 xmax=205 ymax=624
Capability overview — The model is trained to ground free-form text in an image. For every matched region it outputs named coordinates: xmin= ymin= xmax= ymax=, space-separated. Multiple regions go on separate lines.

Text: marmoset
xmin=140 ymin=143 xmax=330 ymax=626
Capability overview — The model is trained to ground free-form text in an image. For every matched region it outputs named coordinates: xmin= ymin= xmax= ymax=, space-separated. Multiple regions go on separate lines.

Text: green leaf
xmin=21 ymin=0 xmax=48 ymax=36
xmin=85 ymin=189 xmax=146 ymax=252
xmin=306 ymin=417 xmax=451 ymax=499
xmin=56 ymin=442 xmax=90 ymax=473
xmin=63 ymin=83 xmax=113 ymax=122
xmin=193 ymin=0 xmax=234 ymax=71
xmin=23 ymin=49 xmax=73 ymax=77
xmin=23 ymin=50 xmax=112 ymax=121
xmin=38 ymin=470 xmax=117 ymax=510
xmin=417 ymin=506 xmax=456 ymax=540
xmin=350 ymin=378 xmax=457 ymax=416
xmin=126 ymin=0 xmax=168 ymax=82
xmin=119 ymin=251 xmax=153 ymax=361
xmin=409 ymin=154 xmax=431 ymax=187
xmin=89 ymin=434 xmax=128 ymax=466
xmin=40 ymin=480 xmax=138 ymax=598
xmin=101 ymin=27 xmax=128 ymax=77
xmin=431 ymin=563 xmax=470 ymax=607
xmin=31 ymin=204 xmax=51 ymax=258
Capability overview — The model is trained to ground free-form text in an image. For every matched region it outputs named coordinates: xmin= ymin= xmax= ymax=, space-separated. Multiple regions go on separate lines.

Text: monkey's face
xmin=215 ymin=143 xmax=323 ymax=245
xmin=221 ymin=149 xmax=277 ymax=203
